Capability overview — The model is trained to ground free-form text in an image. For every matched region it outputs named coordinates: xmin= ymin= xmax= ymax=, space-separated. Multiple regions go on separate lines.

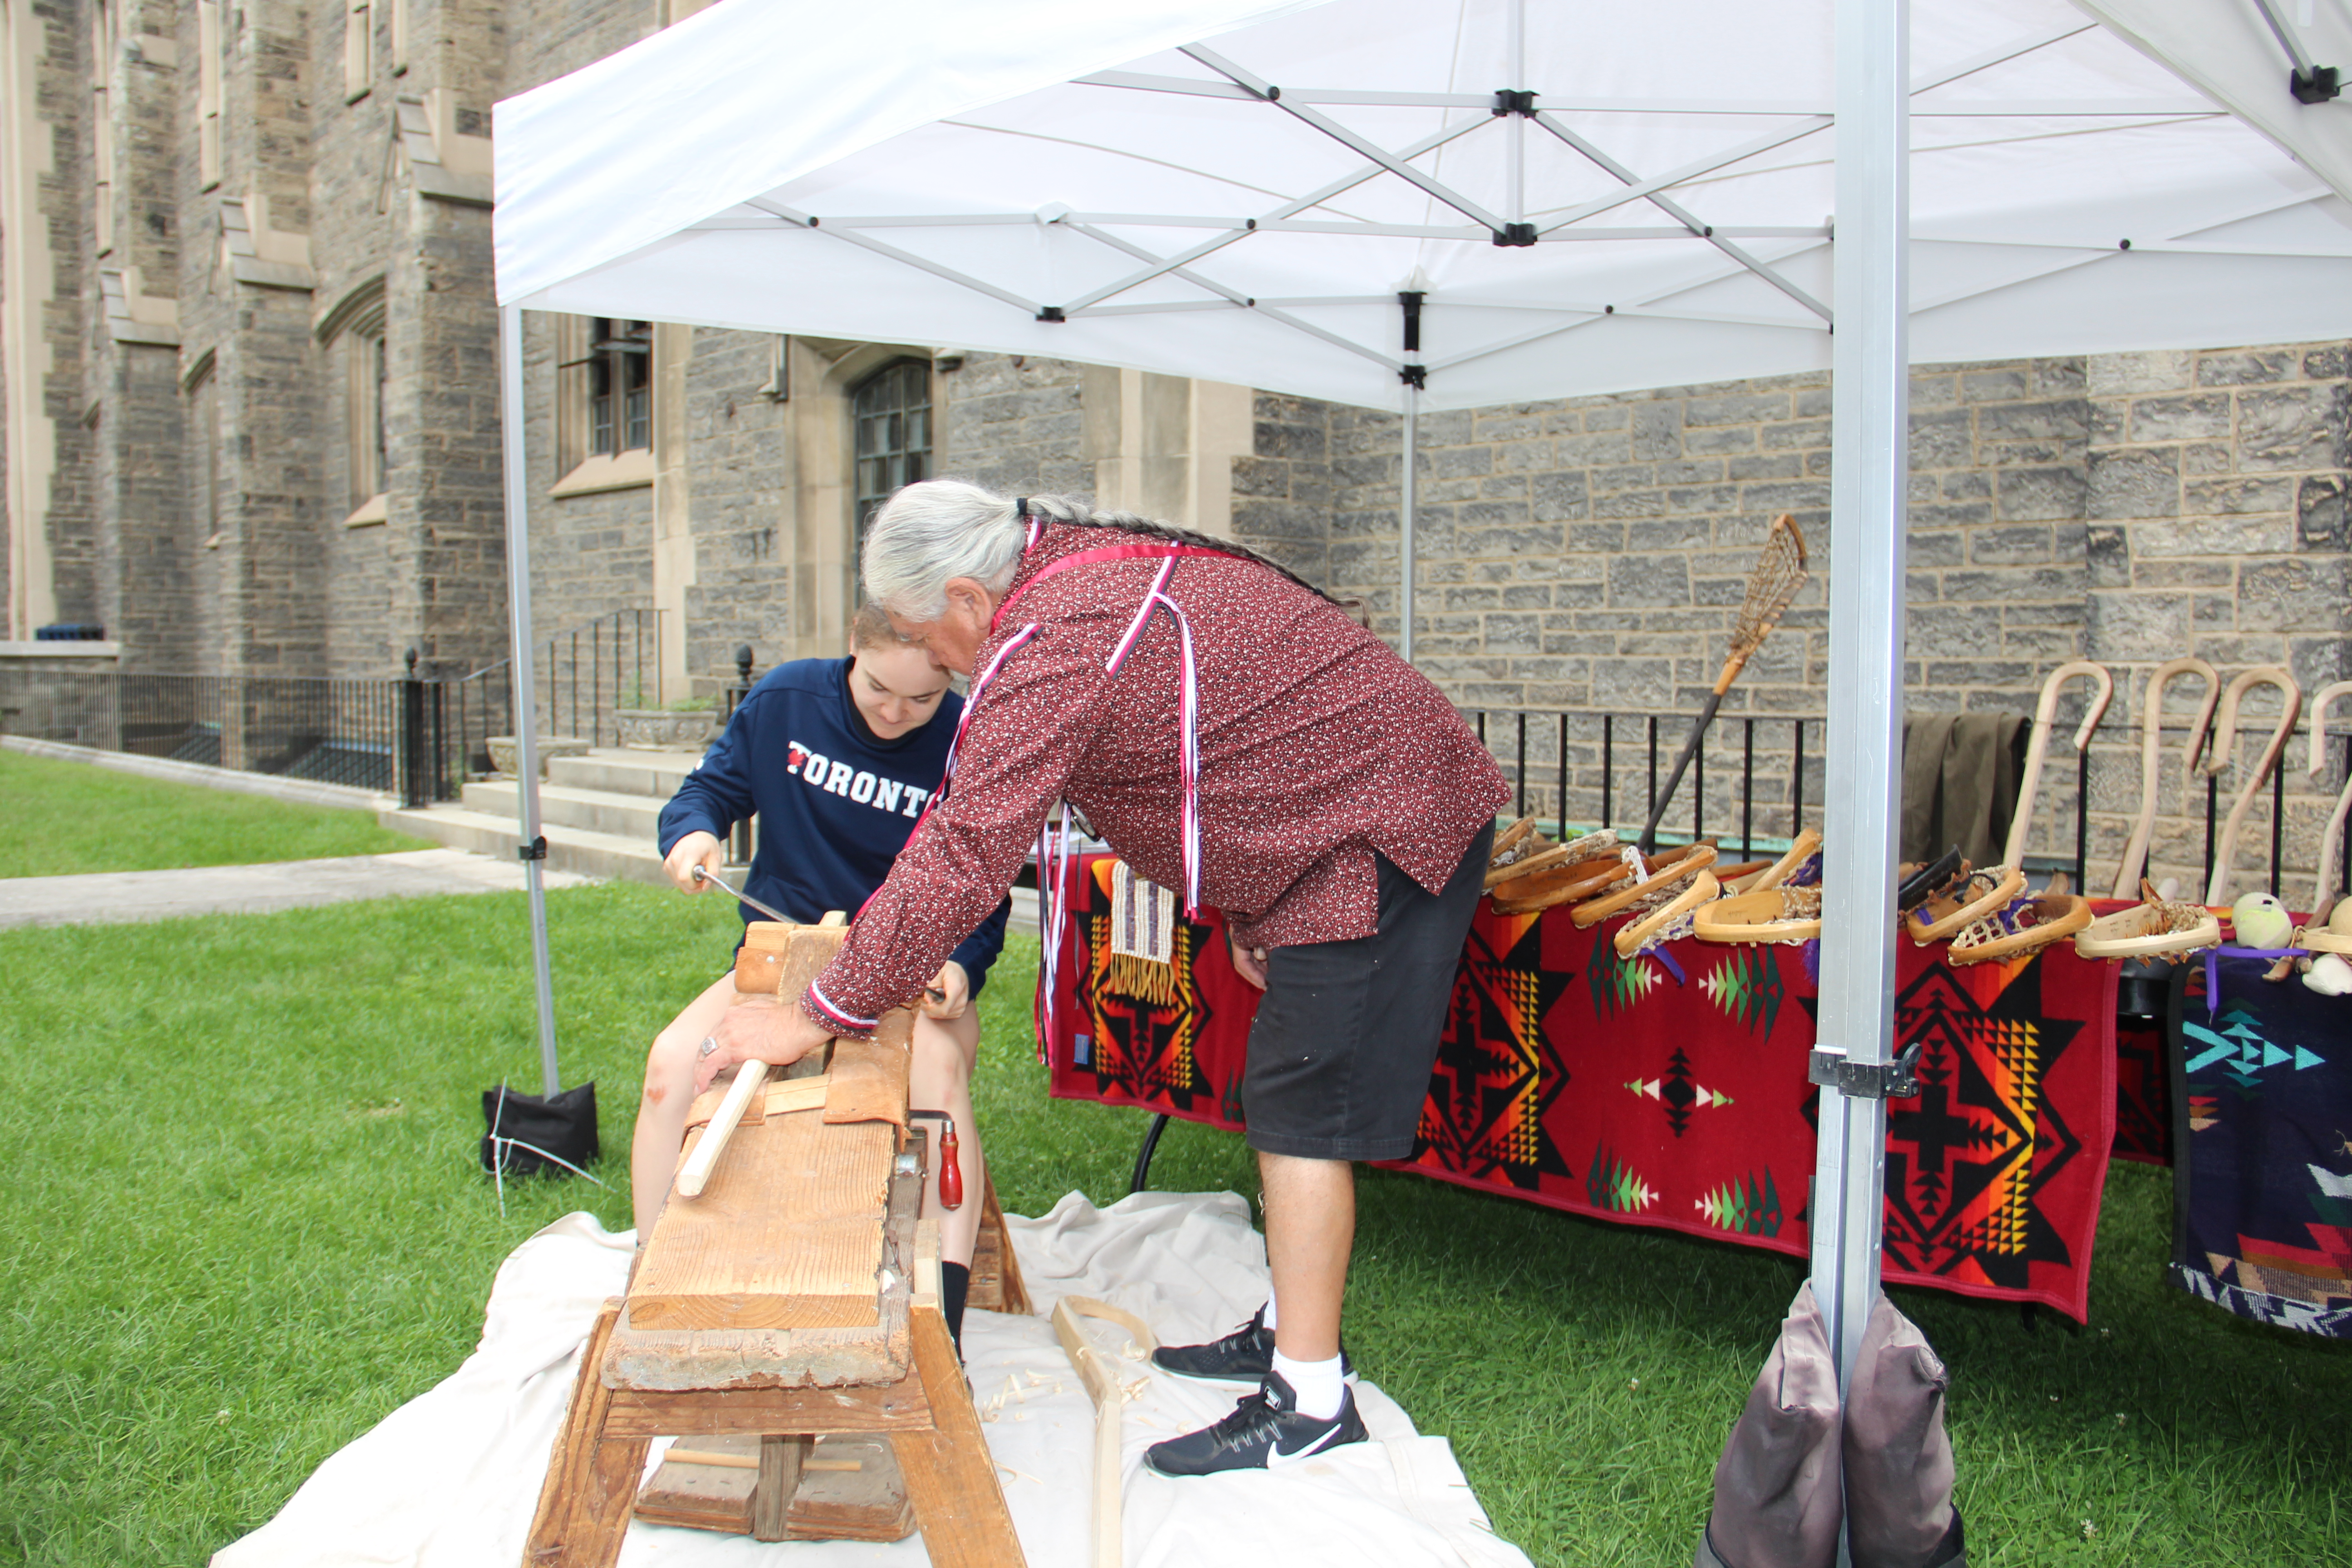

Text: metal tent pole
xmin=1401 ymin=381 xmax=1419 ymax=665
xmin=1811 ymin=0 xmax=1909 ymax=1399
xmin=498 ymin=303 xmax=563 ymax=1098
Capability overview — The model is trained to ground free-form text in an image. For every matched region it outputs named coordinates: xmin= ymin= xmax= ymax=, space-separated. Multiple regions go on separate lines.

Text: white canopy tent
xmin=487 ymin=0 xmax=2352 ymax=1434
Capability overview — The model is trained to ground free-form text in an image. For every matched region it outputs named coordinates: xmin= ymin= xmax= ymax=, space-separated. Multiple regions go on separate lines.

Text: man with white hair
xmin=695 ymin=478 xmax=1506 ymax=1475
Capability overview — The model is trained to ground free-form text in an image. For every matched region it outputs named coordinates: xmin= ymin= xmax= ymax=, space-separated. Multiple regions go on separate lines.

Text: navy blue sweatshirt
xmin=657 ymin=657 xmax=1009 ymax=996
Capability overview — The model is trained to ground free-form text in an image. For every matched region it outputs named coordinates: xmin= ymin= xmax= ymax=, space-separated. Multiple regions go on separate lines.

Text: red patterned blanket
xmin=1045 ymin=855 xmax=2118 ymax=1320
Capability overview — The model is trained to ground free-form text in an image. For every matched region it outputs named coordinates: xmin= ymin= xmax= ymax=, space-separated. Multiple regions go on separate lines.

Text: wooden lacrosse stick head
xmin=1714 ymin=513 xmax=1810 ymax=693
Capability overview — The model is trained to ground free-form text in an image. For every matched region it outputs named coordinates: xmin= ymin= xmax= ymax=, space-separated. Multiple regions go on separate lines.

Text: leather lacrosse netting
xmin=1905 ymin=865 xmax=2028 ymax=945
xmin=1949 ymin=893 xmax=2093 ymax=966
xmin=1695 ymin=885 xmax=1824 ymax=945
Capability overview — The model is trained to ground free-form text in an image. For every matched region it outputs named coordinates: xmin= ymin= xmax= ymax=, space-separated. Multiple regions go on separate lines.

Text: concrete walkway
xmin=0 ymin=848 xmax=593 ymax=931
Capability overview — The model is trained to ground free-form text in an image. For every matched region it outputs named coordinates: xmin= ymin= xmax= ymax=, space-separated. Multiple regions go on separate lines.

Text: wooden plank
xmin=522 ymin=1302 xmax=651 ymax=1568
xmin=892 ymin=1306 xmax=1026 ymax=1568
xmin=968 ymin=1178 xmax=1032 ymax=1317
xmin=823 ymin=1009 xmax=914 ymax=1127
xmin=733 ymin=921 xmax=847 ymax=996
xmin=753 ymin=1435 xmax=809 ymax=1542
xmin=605 ymin=1151 xmax=920 ymax=1392
xmin=682 ymin=1073 xmax=833 ymax=1132
xmin=603 ymin=1369 xmax=933 ymax=1438
xmin=631 ymin=1107 xmax=895 ymax=1331
xmin=633 ymin=1433 xmax=759 ymax=1534
xmin=788 ymin=1436 xmax=916 ymax=1543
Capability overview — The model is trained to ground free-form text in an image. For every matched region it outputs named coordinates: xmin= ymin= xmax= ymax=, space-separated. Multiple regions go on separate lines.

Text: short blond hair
xmin=850 ymin=600 xmax=909 ymax=652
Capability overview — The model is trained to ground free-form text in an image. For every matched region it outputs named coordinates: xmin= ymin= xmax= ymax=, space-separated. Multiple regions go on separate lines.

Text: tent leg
xmin=1813 ymin=0 xmax=1909 ymax=1441
xmin=499 ymin=302 xmax=563 ymax=1098
xmin=1400 ymin=382 xmax=1418 ymax=666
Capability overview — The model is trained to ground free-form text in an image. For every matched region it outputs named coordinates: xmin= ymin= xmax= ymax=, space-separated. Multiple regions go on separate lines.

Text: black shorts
xmin=1240 ymin=823 xmax=1493 ymax=1162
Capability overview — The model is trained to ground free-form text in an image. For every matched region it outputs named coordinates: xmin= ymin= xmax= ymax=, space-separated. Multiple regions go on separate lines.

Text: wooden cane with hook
xmin=2003 ymin=661 xmax=2114 ymax=874
xmin=2110 ymin=657 xmax=2220 ymax=899
xmin=2201 ymin=666 xmax=2302 ymax=906
xmin=2306 ymin=680 xmax=2352 ymax=914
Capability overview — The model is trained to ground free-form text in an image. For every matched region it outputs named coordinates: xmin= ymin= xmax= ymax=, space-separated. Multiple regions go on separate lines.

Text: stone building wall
xmin=678 ymin=328 xmax=794 ymax=685
xmin=1280 ymin=343 xmax=2351 ymax=903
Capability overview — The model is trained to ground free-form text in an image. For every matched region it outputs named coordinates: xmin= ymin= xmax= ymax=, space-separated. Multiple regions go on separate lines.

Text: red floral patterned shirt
xmin=804 ymin=523 xmax=1508 ymax=1033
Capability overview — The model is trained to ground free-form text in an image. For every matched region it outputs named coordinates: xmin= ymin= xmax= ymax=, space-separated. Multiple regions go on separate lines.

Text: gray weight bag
xmin=1842 ymin=1293 xmax=1965 ymax=1568
xmin=1695 ymin=1283 xmax=1843 ymax=1568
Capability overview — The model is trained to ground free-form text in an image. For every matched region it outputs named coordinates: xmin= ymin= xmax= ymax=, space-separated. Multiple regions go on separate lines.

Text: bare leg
xmin=1257 ymin=1151 xmax=1353 ymax=1362
xmin=907 ymin=1007 xmax=985 ymax=1267
xmin=629 ymin=971 xmax=738 ymax=1240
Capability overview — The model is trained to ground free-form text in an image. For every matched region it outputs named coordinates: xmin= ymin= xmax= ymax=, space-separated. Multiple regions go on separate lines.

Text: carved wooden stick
xmin=2003 ymin=661 xmax=2113 ymax=874
xmin=2110 ymin=657 xmax=2219 ymax=899
xmin=2307 ymin=679 xmax=2352 ymax=913
xmin=2202 ymin=666 xmax=2302 ymax=905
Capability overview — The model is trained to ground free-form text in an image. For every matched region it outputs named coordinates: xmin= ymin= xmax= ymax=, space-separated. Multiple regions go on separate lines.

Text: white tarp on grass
xmin=210 ymin=1192 xmax=1532 ymax=1568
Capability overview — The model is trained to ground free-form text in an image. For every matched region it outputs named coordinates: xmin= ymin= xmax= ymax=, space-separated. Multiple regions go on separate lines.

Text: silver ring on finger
xmin=698 ymin=1035 xmax=719 ymax=1060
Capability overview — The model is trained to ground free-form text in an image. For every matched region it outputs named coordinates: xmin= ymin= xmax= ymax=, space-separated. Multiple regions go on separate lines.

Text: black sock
xmin=942 ymin=1261 xmax=971 ymax=1353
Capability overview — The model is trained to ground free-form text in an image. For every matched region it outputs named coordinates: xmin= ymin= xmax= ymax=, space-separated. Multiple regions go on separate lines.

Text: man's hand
xmin=664 ymin=831 xmax=725 ymax=894
xmin=1226 ymin=928 xmax=1269 ymax=991
xmin=694 ymin=993 xmax=831 ymax=1093
xmin=921 ymin=961 xmax=971 ymax=1020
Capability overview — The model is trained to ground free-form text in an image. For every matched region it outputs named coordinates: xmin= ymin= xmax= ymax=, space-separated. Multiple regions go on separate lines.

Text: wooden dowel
xmin=675 ymin=1058 xmax=768 ymax=1199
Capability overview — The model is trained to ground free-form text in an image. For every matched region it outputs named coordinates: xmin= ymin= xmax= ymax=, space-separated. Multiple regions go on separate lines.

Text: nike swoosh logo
xmin=1265 ymin=1424 xmax=1346 ymax=1468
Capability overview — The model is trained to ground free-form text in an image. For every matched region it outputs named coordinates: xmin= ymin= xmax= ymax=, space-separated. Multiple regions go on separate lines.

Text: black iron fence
xmin=0 ymin=609 xmax=667 ymax=812
xmin=445 ymin=608 xmax=665 ymax=779
xmin=2 ymin=668 xmax=430 ymax=799
xmin=1462 ymin=706 xmax=2352 ymax=904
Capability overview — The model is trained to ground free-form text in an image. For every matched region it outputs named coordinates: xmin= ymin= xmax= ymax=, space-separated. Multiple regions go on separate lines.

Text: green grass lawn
xmin=0 ymin=749 xmax=427 ymax=878
xmin=0 ymin=880 xmax=2345 ymax=1565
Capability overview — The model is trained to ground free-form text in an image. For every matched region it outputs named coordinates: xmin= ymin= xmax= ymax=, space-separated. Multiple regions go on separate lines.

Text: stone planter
xmin=614 ymin=708 xmax=720 ymax=751
xmin=485 ymin=735 xmax=592 ymax=776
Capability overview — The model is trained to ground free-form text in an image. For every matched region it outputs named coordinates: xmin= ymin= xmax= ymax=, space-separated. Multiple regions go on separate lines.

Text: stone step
xmin=465 ymin=779 xmax=667 ymax=841
xmin=550 ymin=747 xmax=706 ymax=798
xmin=379 ymin=804 xmax=670 ymax=887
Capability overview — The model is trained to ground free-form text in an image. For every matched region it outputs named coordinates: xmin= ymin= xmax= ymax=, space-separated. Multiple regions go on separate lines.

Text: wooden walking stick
xmin=1639 ymin=514 xmax=1808 ymax=854
xmin=2308 ymin=680 xmax=2352 ymax=914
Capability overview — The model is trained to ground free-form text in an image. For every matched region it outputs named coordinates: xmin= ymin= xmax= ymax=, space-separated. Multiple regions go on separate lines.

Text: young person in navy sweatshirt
xmin=635 ymin=604 xmax=1010 ymax=1343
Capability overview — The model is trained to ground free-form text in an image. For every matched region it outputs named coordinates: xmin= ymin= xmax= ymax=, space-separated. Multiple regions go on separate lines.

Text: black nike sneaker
xmin=1144 ymin=1370 xmax=1369 ymax=1477
xmin=1150 ymin=1306 xmax=1356 ymax=1386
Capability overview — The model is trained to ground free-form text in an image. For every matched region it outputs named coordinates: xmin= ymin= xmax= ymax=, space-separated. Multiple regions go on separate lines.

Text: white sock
xmin=1259 ymin=1293 xmax=1278 ymax=1330
xmin=1270 ymin=1349 xmax=1346 ymax=1421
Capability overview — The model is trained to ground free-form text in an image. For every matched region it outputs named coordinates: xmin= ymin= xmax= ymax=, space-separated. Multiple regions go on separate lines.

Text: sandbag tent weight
xmin=485 ymin=0 xmax=2352 ymax=1551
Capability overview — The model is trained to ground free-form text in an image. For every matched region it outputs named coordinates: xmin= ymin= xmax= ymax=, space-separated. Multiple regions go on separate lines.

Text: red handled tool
xmin=908 ymin=1110 xmax=964 ymax=1210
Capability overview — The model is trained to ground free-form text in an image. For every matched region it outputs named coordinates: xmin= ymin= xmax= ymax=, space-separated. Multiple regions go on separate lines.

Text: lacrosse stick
xmin=2306 ymin=680 xmax=2352 ymax=914
xmin=1574 ymin=843 xmax=1719 ymax=927
xmin=2001 ymin=661 xmax=2113 ymax=873
xmin=1948 ymin=892 xmax=2092 ymax=965
xmin=2109 ymin=658 xmax=2219 ymax=899
xmin=1695 ymin=884 xmax=1823 ymax=945
xmin=2201 ymin=666 xmax=2301 ymax=905
xmin=2075 ymin=880 xmax=2221 ymax=960
xmin=1638 ymin=514 xmax=1808 ymax=854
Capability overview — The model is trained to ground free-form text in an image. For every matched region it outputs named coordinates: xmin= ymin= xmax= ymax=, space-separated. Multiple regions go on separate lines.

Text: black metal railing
xmin=1461 ymin=706 xmax=2352 ymax=904
xmin=445 ymin=608 xmax=664 ymax=779
xmin=3 ymin=669 xmax=418 ymax=798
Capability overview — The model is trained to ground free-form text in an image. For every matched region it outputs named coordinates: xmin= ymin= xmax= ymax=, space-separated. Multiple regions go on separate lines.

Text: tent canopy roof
xmin=495 ymin=0 xmax=2352 ymax=412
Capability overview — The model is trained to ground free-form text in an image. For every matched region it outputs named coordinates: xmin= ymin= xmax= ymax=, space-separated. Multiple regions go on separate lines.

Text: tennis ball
xmin=2231 ymin=892 xmax=2293 ymax=951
